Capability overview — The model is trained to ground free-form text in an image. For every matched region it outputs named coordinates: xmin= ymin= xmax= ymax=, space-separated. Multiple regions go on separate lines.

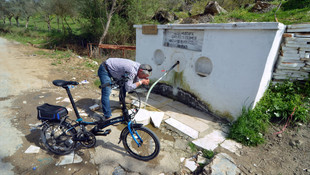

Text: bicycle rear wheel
xmin=41 ymin=122 xmax=76 ymax=155
xmin=122 ymin=126 xmax=160 ymax=161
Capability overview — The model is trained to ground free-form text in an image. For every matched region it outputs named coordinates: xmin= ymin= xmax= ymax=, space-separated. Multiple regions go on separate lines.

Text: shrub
xmin=229 ymin=80 xmax=310 ymax=146
xmin=282 ymin=0 xmax=310 ymax=10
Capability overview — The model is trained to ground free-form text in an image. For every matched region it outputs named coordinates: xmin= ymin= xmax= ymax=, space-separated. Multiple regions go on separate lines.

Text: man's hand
xmin=141 ymin=78 xmax=149 ymax=85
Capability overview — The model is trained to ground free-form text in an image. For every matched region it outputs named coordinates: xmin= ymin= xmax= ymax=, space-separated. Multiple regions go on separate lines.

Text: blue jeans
xmin=98 ymin=63 xmax=112 ymax=118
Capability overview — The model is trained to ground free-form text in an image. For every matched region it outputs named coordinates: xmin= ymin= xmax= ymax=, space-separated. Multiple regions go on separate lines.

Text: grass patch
xmin=94 ymin=79 xmax=101 ymax=88
xmin=229 ymin=80 xmax=310 ymax=146
xmin=213 ymin=2 xmax=310 ymax=25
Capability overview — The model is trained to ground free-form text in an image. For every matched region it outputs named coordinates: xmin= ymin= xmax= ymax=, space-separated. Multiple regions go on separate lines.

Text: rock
xmin=181 ymin=14 xmax=214 ymax=24
xmin=203 ymin=1 xmax=227 ymax=15
xmin=289 ymin=139 xmax=303 ymax=147
xmin=152 ymin=10 xmax=178 ymax=24
xmin=113 ymin=166 xmax=126 ymax=175
xmin=203 ymin=153 xmax=240 ymax=175
xmin=250 ymin=1 xmax=277 ymax=13
xmin=197 ymin=155 xmax=207 ymax=164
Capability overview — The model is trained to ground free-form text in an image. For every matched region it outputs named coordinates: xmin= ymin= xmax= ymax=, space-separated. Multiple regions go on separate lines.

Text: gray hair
xmin=139 ymin=64 xmax=152 ymax=76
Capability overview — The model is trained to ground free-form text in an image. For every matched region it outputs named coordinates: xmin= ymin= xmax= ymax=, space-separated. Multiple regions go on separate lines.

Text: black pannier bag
xmin=37 ymin=103 xmax=68 ymax=121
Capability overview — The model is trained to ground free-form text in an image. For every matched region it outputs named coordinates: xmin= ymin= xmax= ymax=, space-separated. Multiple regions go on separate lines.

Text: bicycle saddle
xmin=53 ymin=80 xmax=79 ymax=87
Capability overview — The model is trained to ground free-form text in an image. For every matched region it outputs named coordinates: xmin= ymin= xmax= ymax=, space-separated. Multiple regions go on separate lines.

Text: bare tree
xmin=98 ymin=0 xmax=124 ymax=45
xmin=53 ymin=0 xmax=77 ymax=34
xmin=38 ymin=0 xmax=54 ymax=31
xmin=10 ymin=0 xmax=25 ymax=27
xmin=23 ymin=0 xmax=38 ymax=28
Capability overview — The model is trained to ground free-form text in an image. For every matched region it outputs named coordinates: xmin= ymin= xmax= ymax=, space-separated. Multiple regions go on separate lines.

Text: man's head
xmin=138 ymin=64 xmax=152 ymax=79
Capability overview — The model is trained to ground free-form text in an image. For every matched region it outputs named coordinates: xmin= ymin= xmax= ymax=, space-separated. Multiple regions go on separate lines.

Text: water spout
xmin=144 ymin=61 xmax=180 ymax=106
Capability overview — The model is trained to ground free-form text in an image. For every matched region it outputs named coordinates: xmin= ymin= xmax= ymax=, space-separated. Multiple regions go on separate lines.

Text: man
xmin=98 ymin=58 xmax=152 ymax=119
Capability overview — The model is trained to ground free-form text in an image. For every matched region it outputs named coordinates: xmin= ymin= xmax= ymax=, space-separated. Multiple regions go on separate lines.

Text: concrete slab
xmin=143 ymin=92 xmax=222 ymax=138
xmin=204 ymin=153 xmax=240 ymax=175
xmin=150 ymin=111 xmax=164 ymax=128
xmin=25 ymin=145 xmax=40 ymax=154
xmin=141 ymin=93 xmax=174 ymax=109
xmin=192 ymin=130 xmax=227 ymax=151
xmin=220 ymin=139 xmax=242 ymax=154
xmin=163 ymin=110 xmax=211 ymax=135
xmin=165 ymin=118 xmax=199 ymax=139
xmin=56 ymin=152 xmax=83 ymax=166
xmin=134 ymin=109 xmax=151 ymax=125
xmin=184 ymin=158 xmax=198 ymax=172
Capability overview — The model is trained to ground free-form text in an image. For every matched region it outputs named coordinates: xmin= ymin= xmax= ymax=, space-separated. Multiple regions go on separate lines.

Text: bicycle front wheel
xmin=122 ymin=126 xmax=160 ymax=161
xmin=41 ymin=122 xmax=76 ymax=155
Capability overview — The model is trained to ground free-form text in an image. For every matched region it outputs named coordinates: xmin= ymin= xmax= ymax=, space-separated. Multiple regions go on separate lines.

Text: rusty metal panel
xmin=283 ymin=33 xmax=294 ymax=38
xmin=142 ymin=25 xmax=158 ymax=35
xmin=99 ymin=44 xmax=136 ymax=50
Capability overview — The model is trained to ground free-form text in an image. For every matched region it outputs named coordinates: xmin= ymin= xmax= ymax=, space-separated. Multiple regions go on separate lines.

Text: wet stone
xmin=113 ymin=166 xmax=126 ymax=175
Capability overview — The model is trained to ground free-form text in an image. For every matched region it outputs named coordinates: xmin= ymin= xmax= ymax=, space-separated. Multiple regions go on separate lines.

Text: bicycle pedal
xmin=95 ymin=129 xmax=111 ymax=136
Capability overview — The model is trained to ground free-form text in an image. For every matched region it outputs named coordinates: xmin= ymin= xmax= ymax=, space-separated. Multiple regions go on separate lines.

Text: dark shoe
xmin=104 ymin=115 xmax=111 ymax=119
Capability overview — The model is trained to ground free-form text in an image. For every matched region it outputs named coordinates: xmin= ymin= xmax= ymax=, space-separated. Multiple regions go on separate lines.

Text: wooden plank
xmin=281 ymin=46 xmax=298 ymax=54
xmin=274 ymin=69 xmax=309 ymax=76
xmin=285 ymin=43 xmax=310 ymax=48
xmin=279 ymin=56 xmax=302 ymax=63
xmin=287 ymin=24 xmax=310 ymax=29
xmin=285 ymin=37 xmax=310 ymax=42
xmin=287 ymin=28 xmax=310 ymax=33
xmin=98 ymin=44 xmax=136 ymax=50
xmin=295 ymin=33 xmax=310 ymax=38
xmin=281 ymin=52 xmax=300 ymax=58
xmin=301 ymin=67 xmax=310 ymax=72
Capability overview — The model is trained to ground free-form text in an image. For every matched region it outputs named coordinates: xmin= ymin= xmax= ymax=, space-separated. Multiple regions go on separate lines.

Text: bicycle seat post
xmin=64 ymin=86 xmax=81 ymax=119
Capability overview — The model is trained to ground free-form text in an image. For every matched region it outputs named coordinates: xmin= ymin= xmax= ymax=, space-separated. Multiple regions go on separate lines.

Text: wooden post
xmin=90 ymin=44 xmax=93 ymax=57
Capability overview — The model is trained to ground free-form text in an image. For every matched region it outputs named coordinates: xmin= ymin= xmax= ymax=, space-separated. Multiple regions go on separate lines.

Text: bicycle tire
xmin=41 ymin=122 xmax=76 ymax=155
xmin=122 ymin=126 xmax=160 ymax=161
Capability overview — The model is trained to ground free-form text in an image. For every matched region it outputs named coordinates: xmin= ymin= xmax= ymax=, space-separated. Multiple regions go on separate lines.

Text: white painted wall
xmin=134 ymin=23 xmax=286 ymax=121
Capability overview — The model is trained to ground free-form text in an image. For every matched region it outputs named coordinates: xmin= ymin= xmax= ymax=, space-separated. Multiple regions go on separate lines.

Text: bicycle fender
xmin=118 ymin=123 xmax=143 ymax=144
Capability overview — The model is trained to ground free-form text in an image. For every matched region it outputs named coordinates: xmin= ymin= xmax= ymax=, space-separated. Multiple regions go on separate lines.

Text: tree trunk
xmin=8 ymin=17 xmax=12 ymax=26
xmin=62 ymin=17 xmax=66 ymax=34
xmin=15 ymin=16 xmax=19 ymax=27
xmin=2 ymin=16 xmax=5 ymax=24
xmin=64 ymin=17 xmax=72 ymax=34
xmin=46 ymin=15 xmax=51 ymax=31
xmin=25 ymin=16 xmax=30 ymax=28
xmin=99 ymin=0 xmax=117 ymax=45
xmin=57 ymin=16 xmax=60 ymax=30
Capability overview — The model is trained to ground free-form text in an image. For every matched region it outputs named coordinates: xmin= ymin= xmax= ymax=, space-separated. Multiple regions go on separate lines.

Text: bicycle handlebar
xmin=100 ymin=72 xmax=130 ymax=89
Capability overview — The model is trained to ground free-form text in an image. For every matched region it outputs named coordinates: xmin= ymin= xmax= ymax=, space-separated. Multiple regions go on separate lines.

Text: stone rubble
xmin=273 ymin=24 xmax=310 ymax=82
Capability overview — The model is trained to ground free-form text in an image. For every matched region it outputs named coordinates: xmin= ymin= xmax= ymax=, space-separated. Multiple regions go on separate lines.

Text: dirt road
xmin=0 ymin=38 xmax=54 ymax=174
xmin=0 ymin=38 xmax=96 ymax=175
xmin=0 ymin=38 xmax=193 ymax=175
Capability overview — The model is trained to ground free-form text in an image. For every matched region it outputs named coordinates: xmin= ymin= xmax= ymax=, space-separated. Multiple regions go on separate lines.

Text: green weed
xmin=94 ymin=79 xmax=101 ymax=88
xmin=188 ymin=142 xmax=198 ymax=153
xmin=229 ymin=80 xmax=310 ymax=146
xmin=84 ymin=60 xmax=97 ymax=69
xmin=202 ymin=149 xmax=214 ymax=159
